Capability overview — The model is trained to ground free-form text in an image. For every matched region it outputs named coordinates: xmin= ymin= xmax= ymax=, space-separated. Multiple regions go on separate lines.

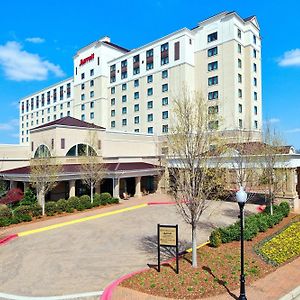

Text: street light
xmin=236 ymin=186 xmax=248 ymax=300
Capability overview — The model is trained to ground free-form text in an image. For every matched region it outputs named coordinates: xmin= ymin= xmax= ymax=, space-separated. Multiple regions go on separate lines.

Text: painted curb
xmin=100 ymin=241 xmax=210 ymax=300
xmin=0 ymin=234 xmax=18 ymax=246
xmin=279 ymin=286 xmax=300 ymax=300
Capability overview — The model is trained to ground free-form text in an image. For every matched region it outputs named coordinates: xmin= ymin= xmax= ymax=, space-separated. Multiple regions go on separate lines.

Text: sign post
xmin=157 ymin=224 xmax=179 ymax=274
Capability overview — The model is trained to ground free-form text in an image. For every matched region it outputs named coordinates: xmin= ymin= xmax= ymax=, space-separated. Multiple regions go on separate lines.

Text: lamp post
xmin=236 ymin=186 xmax=248 ymax=300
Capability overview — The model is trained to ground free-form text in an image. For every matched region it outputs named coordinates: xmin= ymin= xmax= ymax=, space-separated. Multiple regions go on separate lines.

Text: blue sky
xmin=0 ymin=0 xmax=299 ymax=148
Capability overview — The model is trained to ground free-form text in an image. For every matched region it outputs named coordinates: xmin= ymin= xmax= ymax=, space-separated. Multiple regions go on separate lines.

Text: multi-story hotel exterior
xmin=19 ymin=11 xmax=262 ymax=144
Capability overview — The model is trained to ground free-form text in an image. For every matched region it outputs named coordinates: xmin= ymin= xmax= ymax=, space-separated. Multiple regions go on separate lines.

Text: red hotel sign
xmin=79 ymin=53 xmax=94 ymax=66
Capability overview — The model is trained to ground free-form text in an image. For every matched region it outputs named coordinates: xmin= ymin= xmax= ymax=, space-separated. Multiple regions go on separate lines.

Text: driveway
xmin=0 ymin=198 xmax=257 ymax=297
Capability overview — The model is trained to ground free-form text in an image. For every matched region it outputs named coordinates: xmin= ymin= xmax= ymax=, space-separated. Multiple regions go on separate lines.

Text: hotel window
xmin=133 ymin=54 xmax=140 ymax=75
xmin=90 ymin=102 xmax=94 ymax=108
xmin=147 ymin=113 xmax=153 ymax=122
xmin=162 ymin=124 xmax=168 ymax=133
xmin=254 ymin=77 xmax=257 ymax=86
xmin=67 ymin=111 xmax=70 ymax=116
xmin=238 ymin=44 xmax=242 ymax=53
xmin=147 ymin=88 xmax=153 ymax=96
xmin=81 ymin=104 xmax=85 ymax=111
xmin=111 ymin=121 xmax=115 ymax=128
xmin=207 ymin=32 xmax=218 ymax=43
xmin=208 ymin=105 xmax=218 ymax=114
xmin=134 ymin=92 xmax=139 ymax=99
xmin=254 ymin=106 xmax=258 ymax=115
xmin=60 ymin=86 xmax=63 ymax=100
xmin=253 ymin=49 xmax=257 ymax=58
xmin=111 ymin=110 xmax=115 ymax=117
xmin=122 ymin=95 xmax=127 ymax=102
xmin=254 ymin=120 xmax=258 ymax=129
xmin=111 ymin=98 xmax=115 ymax=105
xmin=238 ymin=89 xmax=242 ymax=98
xmin=162 ymin=70 xmax=168 ymax=79
xmin=162 ymin=84 xmax=168 ymax=92
xmin=41 ymin=94 xmax=45 ymax=107
xmin=237 ymin=28 xmax=241 ymax=38
xmin=134 ymin=116 xmax=139 ymax=124
xmin=81 ymin=114 xmax=85 ymax=121
xmin=208 ymin=76 xmax=218 ymax=86
xmin=90 ymin=80 xmax=94 ymax=87
xmin=61 ymin=138 xmax=65 ymax=150
xmin=174 ymin=41 xmax=180 ymax=61
xmin=121 ymin=60 xmax=127 ymax=79
xmin=111 ymin=87 xmax=115 ymax=94
xmin=51 ymin=138 xmax=54 ymax=150
xmin=31 ymin=98 xmax=34 ymax=110
xmin=54 ymin=114 xmax=57 ymax=120
xmin=47 ymin=108 xmax=50 ymax=113
xmin=134 ymin=79 xmax=139 ymax=87
xmin=67 ymin=101 xmax=70 ymax=108
xmin=60 ymin=104 xmax=63 ymax=110
xmin=47 ymin=92 xmax=50 ymax=105
xmin=239 ymin=104 xmax=242 ymax=113
xmin=208 ymin=91 xmax=218 ymax=100
xmin=207 ymin=46 xmax=218 ymax=57
xmin=90 ymin=91 xmax=94 ymax=98
xmin=122 ymin=107 xmax=127 ymax=114
xmin=238 ymin=59 xmax=242 ymax=68
xmin=253 ymin=63 xmax=257 ymax=72
xmin=81 ymin=83 xmax=85 ymax=90
xmin=208 ymin=61 xmax=218 ymax=71
xmin=90 ymin=112 xmax=94 ymax=119
xmin=162 ymin=97 xmax=168 ymax=106
xmin=134 ymin=104 xmax=139 ymax=112
xmin=146 ymin=49 xmax=154 ymax=70
xmin=81 ymin=73 xmax=85 ymax=80
xmin=162 ymin=111 xmax=168 ymax=119
xmin=53 ymin=89 xmax=57 ymax=102
xmin=147 ymin=101 xmax=153 ymax=109
xmin=208 ymin=120 xmax=219 ymax=130
xmin=254 ymin=92 xmax=258 ymax=100
xmin=81 ymin=94 xmax=85 ymax=100
xmin=253 ymin=35 xmax=257 ymax=44
xmin=90 ymin=69 xmax=94 ymax=76
xmin=42 ymin=118 xmax=44 ymax=123
xmin=122 ymin=119 xmax=127 ymax=126
xmin=161 ymin=42 xmax=169 ymax=65
xmin=147 ymin=75 xmax=153 ymax=83
xmin=134 ymin=129 xmax=139 ymax=133
xmin=238 ymin=74 xmax=242 ymax=83
xmin=122 ymin=83 xmax=127 ymax=90
xmin=239 ymin=119 xmax=243 ymax=129
xmin=60 ymin=113 xmax=63 ymax=118
xmin=67 ymin=83 xmax=71 ymax=98
xmin=110 ymin=64 xmax=116 ymax=83
xmin=98 ymin=57 xmax=100 ymax=65
xmin=148 ymin=127 xmax=153 ymax=134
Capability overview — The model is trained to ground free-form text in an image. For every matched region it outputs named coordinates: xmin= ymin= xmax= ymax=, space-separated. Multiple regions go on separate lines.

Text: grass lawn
xmin=121 ymin=213 xmax=300 ymax=299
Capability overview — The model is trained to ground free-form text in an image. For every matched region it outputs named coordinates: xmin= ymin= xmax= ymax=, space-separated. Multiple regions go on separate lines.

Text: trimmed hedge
xmin=209 ymin=202 xmax=290 ymax=248
xmin=45 ymin=201 xmax=58 ymax=216
xmin=13 ymin=205 xmax=32 ymax=222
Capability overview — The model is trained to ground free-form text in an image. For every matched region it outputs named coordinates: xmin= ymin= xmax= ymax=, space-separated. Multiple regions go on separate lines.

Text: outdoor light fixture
xmin=236 ymin=186 xmax=247 ymax=300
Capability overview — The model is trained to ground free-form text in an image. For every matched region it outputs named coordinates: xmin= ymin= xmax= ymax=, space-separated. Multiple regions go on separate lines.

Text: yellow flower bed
xmin=259 ymin=222 xmax=300 ymax=265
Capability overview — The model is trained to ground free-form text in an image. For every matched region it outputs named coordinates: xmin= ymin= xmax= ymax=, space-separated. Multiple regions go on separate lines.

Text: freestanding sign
xmin=157 ymin=224 xmax=179 ymax=274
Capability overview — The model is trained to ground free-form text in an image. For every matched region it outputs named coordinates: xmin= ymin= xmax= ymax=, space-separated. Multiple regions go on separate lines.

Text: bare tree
xmin=167 ymin=89 xmax=225 ymax=268
xmin=259 ymin=123 xmax=287 ymax=215
xmin=30 ymin=156 xmax=62 ymax=215
xmin=80 ymin=131 xmax=106 ymax=203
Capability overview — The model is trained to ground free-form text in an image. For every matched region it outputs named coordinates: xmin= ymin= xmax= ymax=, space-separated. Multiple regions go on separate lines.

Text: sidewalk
xmin=111 ymin=257 xmax=300 ymax=300
xmin=0 ymin=193 xmax=173 ymax=239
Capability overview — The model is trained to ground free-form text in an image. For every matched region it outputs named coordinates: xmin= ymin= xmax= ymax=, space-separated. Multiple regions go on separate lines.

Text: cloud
xmin=278 ymin=49 xmax=300 ymax=67
xmin=0 ymin=41 xmax=65 ymax=81
xmin=0 ymin=119 xmax=18 ymax=131
xmin=25 ymin=37 xmax=45 ymax=44
xmin=264 ymin=118 xmax=280 ymax=124
xmin=285 ymin=128 xmax=300 ymax=133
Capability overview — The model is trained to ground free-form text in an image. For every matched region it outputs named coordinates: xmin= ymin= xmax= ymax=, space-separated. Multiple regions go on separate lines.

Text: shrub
xmin=255 ymin=215 xmax=269 ymax=232
xmin=30 ymin=204 xmax=42 ymax=217
xmin=209 ymin=229 xmax=222 ymax=248
xmin=110 ymin=197 xmax=119 ymax=204
xmin=0 ymin=217 xmax=12 ymax=227
xmin=1 ymin=188 xmax=24 ymax=205
xmin=219 ymin=223 xmax=240 ymax=243
xmin=100 ymin=193 xmax=112 ymax=205
xmin=80 ymin=195 xmax=92 ymax=209
xmin=56 ymin=199 xmax=68 ymax=213
xmin=0 ymin=205 xmax=12 ymax=219
xmin=13 ymin=205 xmax=32 ymax=222
xmin=45 ymin=201 xmax=58 ymax=216
xmin=66 ymin=196 xmax=80 ymax=212
xmin=92 ymin=193 xmax=101 ymax=207
xmin=244 ymin=221 xmax=259 ymax=240
xmin=279 ymin=202 xmax=290 ymax=217
xmin=20 ymin=188 xmax=37 ymax=206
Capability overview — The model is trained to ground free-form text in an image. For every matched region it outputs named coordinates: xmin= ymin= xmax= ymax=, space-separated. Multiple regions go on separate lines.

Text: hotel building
xmin=19 ymin=11 xmax=262 ymax=144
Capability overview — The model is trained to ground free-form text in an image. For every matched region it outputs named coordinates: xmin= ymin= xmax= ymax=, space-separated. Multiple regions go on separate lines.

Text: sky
xmin=0 ymin=0 xmax=299 ymax=148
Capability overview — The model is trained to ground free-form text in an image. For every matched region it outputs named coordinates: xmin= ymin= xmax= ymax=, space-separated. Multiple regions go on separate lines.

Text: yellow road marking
xmin=18 ymin=203 xmax=148 ymax=237
xmin=185 ymin=241 xmax=210 ymax=253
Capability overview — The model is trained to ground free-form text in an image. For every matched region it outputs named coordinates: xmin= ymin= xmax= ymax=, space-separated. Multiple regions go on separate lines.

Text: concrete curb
xmin=0 ymin=291 xmax=103 ymax=299
xmin=279 ymin=286 xmax=300 ymax=300
xmin=0 ymin=234 xmax=18 ymax=246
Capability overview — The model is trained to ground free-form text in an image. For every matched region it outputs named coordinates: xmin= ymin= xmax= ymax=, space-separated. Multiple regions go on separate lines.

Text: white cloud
xmin=25 ymin=37 xmax=45 ymax=44
xmin=278 ymin=49 xmax=300 ymax=67
xmin=285 ymin=128 xmax=300 ymax=133
xmin=0 ymin=41 xmax=65 ymax=81
xmin=264 ymin=118 xmax=280 ymax=124
xmin=0 ymin=119 xmax=18 ymax=131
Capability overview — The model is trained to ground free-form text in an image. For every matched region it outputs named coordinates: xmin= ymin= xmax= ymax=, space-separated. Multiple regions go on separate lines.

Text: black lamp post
xmin=236 ymin=186 xmax=248 ymax=300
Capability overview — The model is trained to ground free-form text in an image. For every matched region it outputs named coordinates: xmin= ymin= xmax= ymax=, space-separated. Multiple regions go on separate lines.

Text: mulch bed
xmin=121 ymin=213 xmax=299 ymax=299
